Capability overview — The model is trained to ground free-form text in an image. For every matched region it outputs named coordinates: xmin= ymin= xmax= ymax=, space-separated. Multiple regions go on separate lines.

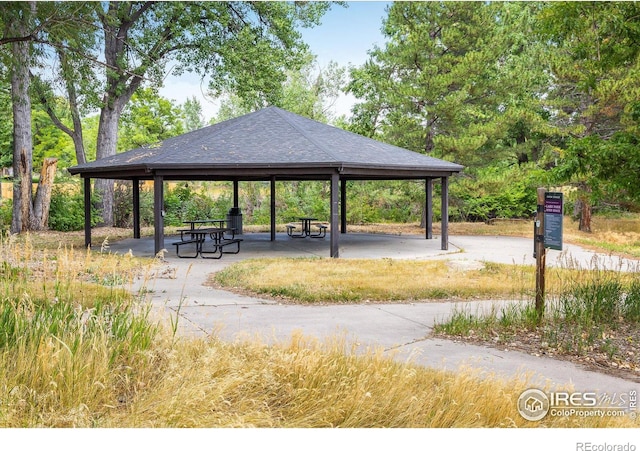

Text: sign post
xmin=534 ymin=188 xmax=546 ymax=318
xmin=534 ymin=189 xmax=564 ymax=320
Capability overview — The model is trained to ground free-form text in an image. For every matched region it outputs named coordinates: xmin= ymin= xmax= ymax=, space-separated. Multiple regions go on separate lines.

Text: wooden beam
xmin=153 ymin=175 xmax=164 ymax=255
xmin=340 ymin=178 xmax=347 ymax=233
xmin=233 ymin=179 xmax=239 ymax=208
xmin=132 ymin=178 xmax=140 ymax=239
xmin=426 ymin=177 xmax=433 ymax=239
xmin=84 ymin=177 xmax=91 ymax=249
xmin=441 ymin=177 xmax=449 ymax=250
xmin=330 ymin=172 xmax=340 ymax=257
xmin=270 ymin=177 xmax=276 ymax=241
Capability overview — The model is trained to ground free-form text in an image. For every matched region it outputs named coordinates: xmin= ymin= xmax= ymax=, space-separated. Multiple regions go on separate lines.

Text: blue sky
xmin=300 ymin=1 xmax=389 ymax=68
xmin=160 ymin=1 xmax=390 ymax=121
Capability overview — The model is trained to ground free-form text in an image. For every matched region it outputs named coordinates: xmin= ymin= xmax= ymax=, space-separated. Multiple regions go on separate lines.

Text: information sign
xmin=544 ymin=192 xmax=563 ymax=250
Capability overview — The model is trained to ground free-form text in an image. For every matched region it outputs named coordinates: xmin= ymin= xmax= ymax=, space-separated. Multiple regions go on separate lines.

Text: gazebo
xmin=68 ymin=106 xmax=464 ymax=257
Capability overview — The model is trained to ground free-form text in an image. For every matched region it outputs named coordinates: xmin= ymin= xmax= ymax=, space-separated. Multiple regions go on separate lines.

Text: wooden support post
xmin=233 ymin=179 xmax=239 ymax=209
xmin=340 ymin=178 xmax=347 ymax=234
xmin=535 ymin=187 xmax=547 ymax=319
xmin=132 ymin=178 xmax=140 ymax=239
xmin=84 ymin=177 xmax=92 ymax=249
xmin=426 ymin=177 xmax=433 ymax=240
xmin=153 ymin=175 xmax=164 ymax=255
xmin=330 ymin=172 xmax=339 ymax=258
xmin=440 ymin=176 xmax=449 ymax=250
xmin=270 ymin=177 xmax=276 ymax=242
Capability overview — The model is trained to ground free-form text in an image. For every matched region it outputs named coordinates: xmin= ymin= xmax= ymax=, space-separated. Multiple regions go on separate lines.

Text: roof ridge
xmin=271 ymin=107 xmax=343 ymax=162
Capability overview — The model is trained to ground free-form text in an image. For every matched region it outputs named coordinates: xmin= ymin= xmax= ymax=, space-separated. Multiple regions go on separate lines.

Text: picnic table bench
xmin=286 ymin=217 xmax=327 ymax=238
xmin=173 ymin=222 xmax=242 ymax=258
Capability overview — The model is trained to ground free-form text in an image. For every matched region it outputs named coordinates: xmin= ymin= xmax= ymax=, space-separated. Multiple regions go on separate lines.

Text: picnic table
xmin=173 ymin=220 xmax=242 ymax=258
xmin=286 ymin=217 xmax=327 ymax=238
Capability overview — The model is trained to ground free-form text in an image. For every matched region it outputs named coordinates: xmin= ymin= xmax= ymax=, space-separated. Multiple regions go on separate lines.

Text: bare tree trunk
xmin=9 ymin=7 xmax=35 ymax=233
xmin=579 ymin=198 xmax=592 ymax=233
xmin=32 ymin=157 xmax=58 ymax=230
xmin=95 ymin=105 xmax=122 ymax=226
xmin=576 ymin=183 xmax=592 ymax=233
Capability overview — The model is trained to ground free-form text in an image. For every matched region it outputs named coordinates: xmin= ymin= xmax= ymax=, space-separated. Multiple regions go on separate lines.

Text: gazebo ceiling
xmin=68 ymin=106 xmax=463 ymax=181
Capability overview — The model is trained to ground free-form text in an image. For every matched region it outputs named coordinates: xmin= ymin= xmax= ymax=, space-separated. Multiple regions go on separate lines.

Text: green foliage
xmin=450 ymin=164 xmax=548 ymax=222
xmin=212 ymin=52 xmax=347 ymax=124
xmin=163 ymin=183 xmax=232 ymax=227
xmin=48 ymin=184 xmax=99 ymax=232
xmin=0 ymin=199 xmax=12 ymax=233
xmin=0 ymin=79 xmax=12 ymax=169
xmin=113 ymin=182 xmax=154 ymax=229
xmin=31 ymin=106 xmax=75 ymax=169
xmin=347 ymin=2 xmax=552 ymax=167
xmin=118 ymin=88 xmax=185 ymax=151
xmin=182 ymin=96 xmax=204 ymax=132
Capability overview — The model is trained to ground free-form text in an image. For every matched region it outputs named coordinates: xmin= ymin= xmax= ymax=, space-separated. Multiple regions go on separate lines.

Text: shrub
xmin=0 ymin=199 xmax=11 ymax=233
xmin=450 ymin=164 xmax=547 ymax=222
xmin=48 ymin=184 xmax=99 ymax=231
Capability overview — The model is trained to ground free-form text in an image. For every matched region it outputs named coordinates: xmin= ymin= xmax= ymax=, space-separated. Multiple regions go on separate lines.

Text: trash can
xmin=226 ymin=207 xmax=243 ymax=235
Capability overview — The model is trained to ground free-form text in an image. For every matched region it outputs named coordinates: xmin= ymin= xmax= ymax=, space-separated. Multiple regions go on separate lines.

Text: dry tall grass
xmin=101 ymin=333 xmax=636 ymax=428
xmin=1 ymin=232 xmax=638 ymax=428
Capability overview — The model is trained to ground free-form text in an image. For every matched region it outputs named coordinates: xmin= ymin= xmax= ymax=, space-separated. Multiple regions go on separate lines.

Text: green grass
xmin=434 ymin=266 xmax=640 ymax=367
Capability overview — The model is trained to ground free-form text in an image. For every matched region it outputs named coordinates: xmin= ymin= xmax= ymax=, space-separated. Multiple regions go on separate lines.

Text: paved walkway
xmin=109 ymin=232 xmax=640 ymax=396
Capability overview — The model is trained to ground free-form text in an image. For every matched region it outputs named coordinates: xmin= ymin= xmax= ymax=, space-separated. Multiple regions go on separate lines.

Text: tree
xmin=0 ymin=76 xmax=12 ymax=169
xmin=38 ymin=1 xmax=332 ymax=226
xmin=347 ymin=2 xmax=551 ymax=168
xmin=538 ymin=1 xmax=640 ymax=231
xmin=32 ymin=99 xmax=75 ymax=169
xmin=278 ymin=54 xmax=346 ymax=123
xmin=3 ymin=2 xmax=35 ymax=232
xmin=212 ymin=52 xmax=347 ymax=123
xmin=182 ymin=96 xmax=204 ymax=132
xmin=118 ymin=88 xmax=185 ymax=151
xmin=1 ymin=2 xmax=90 ymax=232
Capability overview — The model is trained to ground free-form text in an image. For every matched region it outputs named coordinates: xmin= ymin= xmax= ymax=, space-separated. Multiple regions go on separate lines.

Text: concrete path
xmin=108 ymin=232 xmax=640 ymax=397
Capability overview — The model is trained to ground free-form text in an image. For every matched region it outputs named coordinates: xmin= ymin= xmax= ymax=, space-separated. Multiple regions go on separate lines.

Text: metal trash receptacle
xmin=226 ymin=207 xmax=243 ymax=234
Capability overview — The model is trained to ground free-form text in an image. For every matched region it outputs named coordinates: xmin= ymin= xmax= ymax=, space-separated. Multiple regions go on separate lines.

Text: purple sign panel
xmin=544 ymin=192 xmax=563 ymax=250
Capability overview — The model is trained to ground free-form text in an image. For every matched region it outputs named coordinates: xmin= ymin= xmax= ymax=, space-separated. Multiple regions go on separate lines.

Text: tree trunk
xmin=576 ymin=182 xmax=592 ymax=233
xmin=32 ymin=157 xmax=58 ymax=230
xmin=9 ymin=7 xmax=35 ymax=233
xmin=95 ymin=104 xmax=123 ymax=226
xmin=578 ymin=197 xmax=592 ymax=233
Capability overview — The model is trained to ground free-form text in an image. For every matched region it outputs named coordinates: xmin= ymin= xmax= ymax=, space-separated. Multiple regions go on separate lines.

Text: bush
xmin=163 ymin=182 xmax=231 ymax=227
xmin=450 ymin=164 xmax=547 ymax=222
xmin=48 ymin=184 xmax=99 ymax=231
xmin=0 ymin=199 xmax=11 ymax=233
xmin=114 ymin=181 xmax=154 ymax=228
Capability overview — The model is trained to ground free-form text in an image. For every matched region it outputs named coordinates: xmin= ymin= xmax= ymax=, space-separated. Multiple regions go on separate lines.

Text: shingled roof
xmin=68 ymin=106 xmax=463 ymax=180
